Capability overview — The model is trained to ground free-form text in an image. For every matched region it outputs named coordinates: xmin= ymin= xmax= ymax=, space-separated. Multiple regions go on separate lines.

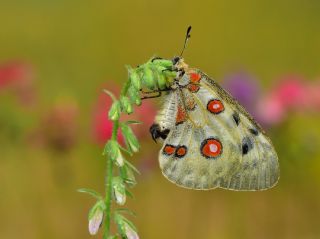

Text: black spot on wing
xmin=242 ymin=136 xmax=253 ymax=155
xmin=232 ymin=112 xmax=240 ymax=126
xmin=242 ymin=144 xmax=249 ymax=155
xmin=249 ymin=128 xmax=259 ymax=136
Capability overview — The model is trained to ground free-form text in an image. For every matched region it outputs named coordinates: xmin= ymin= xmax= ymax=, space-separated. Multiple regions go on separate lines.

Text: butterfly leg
xmin=149 ymin=123 xmax=170 ymax=142
xmin=141 ymin=91 xmax=162 ymax=100
xmin=141 ymin=88 xmax=173 ymax=100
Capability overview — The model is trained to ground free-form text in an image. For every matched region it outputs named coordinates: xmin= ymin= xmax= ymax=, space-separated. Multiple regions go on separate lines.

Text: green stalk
xmin=103 ymin=120 xmax=119 ymax=238
xmin=102 ymin=78 xmax=132 ymax=238
xmin=121 ymin=80 xmax=130 ymax=96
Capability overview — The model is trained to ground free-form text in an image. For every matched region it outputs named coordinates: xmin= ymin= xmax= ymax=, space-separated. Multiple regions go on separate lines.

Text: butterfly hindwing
xmin=157 ymin=69 xmax=279 ymax=191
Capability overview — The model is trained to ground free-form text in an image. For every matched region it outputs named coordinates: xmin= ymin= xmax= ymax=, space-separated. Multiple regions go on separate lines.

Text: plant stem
xmin=103 ymin=120 xmax=119 ymax=238
xmin=102 ymin=78 xmax=130 ymax=238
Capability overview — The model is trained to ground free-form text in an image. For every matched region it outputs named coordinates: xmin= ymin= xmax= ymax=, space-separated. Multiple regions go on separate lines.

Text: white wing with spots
xmin=156 ymin=70 xmax=279 ymax=191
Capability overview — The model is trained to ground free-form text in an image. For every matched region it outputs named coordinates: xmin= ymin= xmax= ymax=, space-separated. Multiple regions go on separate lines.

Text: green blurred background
xmin=1 ymin=0 xmax=320 ymax=238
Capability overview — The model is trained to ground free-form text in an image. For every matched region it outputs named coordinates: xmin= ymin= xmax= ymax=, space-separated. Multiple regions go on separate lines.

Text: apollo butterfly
xmin=148 ymin=26 xmax=280 ymax=190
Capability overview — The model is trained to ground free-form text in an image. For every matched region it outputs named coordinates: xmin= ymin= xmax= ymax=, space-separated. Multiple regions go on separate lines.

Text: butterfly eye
xmin=172 ymin=56 xmax=180 ymax=65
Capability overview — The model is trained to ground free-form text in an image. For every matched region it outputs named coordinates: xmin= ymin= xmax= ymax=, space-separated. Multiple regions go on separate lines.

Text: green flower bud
xmin=123 ymin=223 xmax=139 ymax=239
xmin=88 ymin=200 xmax=104 ymax=235
xmin=163 ymin=70 xmax=177 ymax=79
xmin=135 ymin=96 xmax=141 ymax=106
xmin=108 ymin=101 xmax=121 ymax=121
xmin=104 ymin=140 xmax=124 ymax=166
xmin=142 ymin=66 xmax=156 ymax=90
xmin=112 ymin=177 xmax=126 ymax=205
xmin=114 ymin=149 xmax=125 ymax=167
xmin=156 ymin=71 xmax=167 ymax=90
xmin=107 ymin=236 xmax=117 ymax=239
xmin=121 ymin=123 xmax=140 ymax=153
xmin=152 ymin=65 xmax=175 ymax=88
xmin=115 ymin=214 xmax=139 ymax=239
xmin=129 ymin=69 xmax=141 ymax=91
xmin=151 ymin=59 xmax=173 ymax=69
xmin=128 ymin=86 xmax=141 ymax=106
xmin=120 ymin=96 xmax=133 ymax=114
xmin=121 ymin=166 xmax=137 ymax=187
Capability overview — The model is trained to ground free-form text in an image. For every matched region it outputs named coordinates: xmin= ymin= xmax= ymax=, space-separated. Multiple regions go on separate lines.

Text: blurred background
xmin=1 ymin=0 xmax=320 ymax=238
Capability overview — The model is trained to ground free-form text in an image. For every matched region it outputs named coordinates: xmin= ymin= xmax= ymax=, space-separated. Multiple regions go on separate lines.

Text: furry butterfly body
xmin=149 ymin=58 xmax=280 ymax=191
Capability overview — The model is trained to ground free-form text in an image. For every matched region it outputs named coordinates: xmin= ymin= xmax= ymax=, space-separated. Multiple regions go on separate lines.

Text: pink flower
xmin=257 ymin=94 xmax=286 ymax=125
xmin=0 ymin=61 xmax=36 ymax=106
xmin=257 ymin=76 xmax=308 ymax=125
xmin=29 ymin=99 xmax=79 ymax=152
xmin=273 ymin=76 xmax=308 ymax=109
xmin=304 ymin=81 xmax=320 ymax=110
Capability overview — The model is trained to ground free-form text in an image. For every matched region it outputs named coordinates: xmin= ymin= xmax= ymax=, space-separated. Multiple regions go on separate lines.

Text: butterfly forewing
xmin=157 ymin=69 xmax=279 ymax=191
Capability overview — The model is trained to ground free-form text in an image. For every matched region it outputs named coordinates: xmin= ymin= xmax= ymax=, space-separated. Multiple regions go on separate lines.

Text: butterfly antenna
xmin=179 ymin=26 xmax=192 ymax=57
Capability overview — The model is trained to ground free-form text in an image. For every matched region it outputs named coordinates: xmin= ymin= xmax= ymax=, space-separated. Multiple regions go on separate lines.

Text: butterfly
xmin=147 ymin=27 xmax=279 ymax=191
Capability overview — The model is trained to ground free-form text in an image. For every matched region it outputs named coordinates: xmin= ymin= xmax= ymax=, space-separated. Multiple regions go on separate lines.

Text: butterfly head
xmin=172 ymin=56 xmax=189 ymax=74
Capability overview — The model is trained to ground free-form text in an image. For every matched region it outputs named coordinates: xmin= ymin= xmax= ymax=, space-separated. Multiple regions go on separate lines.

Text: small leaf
xmin=125 ymin=189 xmax=134 ymax=199
xmin=125 ymin=160 xmax=140 ymax=175
xmin=125 ymin=120 xmax=142 ymax=125
xmin=77 ymin=188 xmax=102 ymax=200
xmin=121 ymin=124 xmax=140 ymax=153
xmin=118 ymin=145 xmax=133 ymax=156
xmin=103 ymin=89 xmax=117 ymax=102
xmin=120 ymin=166 xmax=137 ymax=187
xmin=115 ymin=208 xmax=136 ymax=217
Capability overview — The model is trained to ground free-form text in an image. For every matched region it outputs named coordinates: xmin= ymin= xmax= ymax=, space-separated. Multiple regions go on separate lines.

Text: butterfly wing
xmin=157 ymin=70 xmax=279 ymax=191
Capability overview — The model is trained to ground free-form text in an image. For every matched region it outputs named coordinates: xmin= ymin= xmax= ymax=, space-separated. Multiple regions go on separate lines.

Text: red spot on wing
xmin=175 ymin=145 xmax=187 ymax=158
xmin=201 ymin=138 xmax=222 ymax=158
xmin=187 ymin=83 xmax=200 ymax=93
xmin=176 ymin=104 xmax=187 ymax=125
xmin=189 ymin=72 xmax=201 ymax=83
xmin=163 ymin=145 xmax=176 ymax=155
xmin=207 ymin=99 xmax=224 ymax=114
